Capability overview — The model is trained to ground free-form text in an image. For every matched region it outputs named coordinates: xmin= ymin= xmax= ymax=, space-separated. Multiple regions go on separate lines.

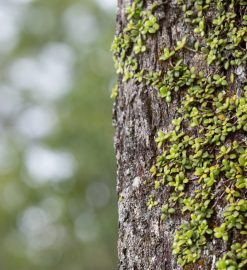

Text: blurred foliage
xmin=0 ymin=0 xmax=117 ymax=269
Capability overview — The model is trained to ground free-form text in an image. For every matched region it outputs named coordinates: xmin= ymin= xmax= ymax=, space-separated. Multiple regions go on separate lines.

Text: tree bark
xmin=113 ymin=1 xmax=247 ymax=269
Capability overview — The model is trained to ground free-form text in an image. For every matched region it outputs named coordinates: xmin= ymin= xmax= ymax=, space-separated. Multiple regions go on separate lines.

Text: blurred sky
xmin=0 ymin=0 xmax=117 ymax=269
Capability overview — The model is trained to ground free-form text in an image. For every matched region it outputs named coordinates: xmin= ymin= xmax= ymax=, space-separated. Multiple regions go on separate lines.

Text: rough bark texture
xmin=113 ymin=1 xmax=246 ymax=269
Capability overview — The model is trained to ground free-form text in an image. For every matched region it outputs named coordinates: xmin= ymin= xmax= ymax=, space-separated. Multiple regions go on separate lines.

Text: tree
xmin=112 ymin=0 xmax=247 ymax=269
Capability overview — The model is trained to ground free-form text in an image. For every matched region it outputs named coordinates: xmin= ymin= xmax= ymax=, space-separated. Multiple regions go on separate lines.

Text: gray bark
xmin=113 ymin=2 xmax=187 ymax=267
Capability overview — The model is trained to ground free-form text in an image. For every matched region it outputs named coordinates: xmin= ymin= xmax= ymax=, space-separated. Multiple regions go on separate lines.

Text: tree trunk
xmin=112 ymin=0 xmax=247 ymax=269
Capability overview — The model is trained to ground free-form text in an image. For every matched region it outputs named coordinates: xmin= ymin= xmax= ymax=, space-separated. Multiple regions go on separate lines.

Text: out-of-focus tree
xmin=0 ymin=0 xmax=117 ymax=269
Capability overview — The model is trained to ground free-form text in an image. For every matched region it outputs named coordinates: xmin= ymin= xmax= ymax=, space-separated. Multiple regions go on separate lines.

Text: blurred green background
xmin=0 ymin=0 xmax=117 ymax=269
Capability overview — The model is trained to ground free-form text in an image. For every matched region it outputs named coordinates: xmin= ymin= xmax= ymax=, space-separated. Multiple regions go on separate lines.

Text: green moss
xmin=216 ymin=243 xmax=247 ymax=269
xmin=111 ymin=0 xmax=159 ymax=89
